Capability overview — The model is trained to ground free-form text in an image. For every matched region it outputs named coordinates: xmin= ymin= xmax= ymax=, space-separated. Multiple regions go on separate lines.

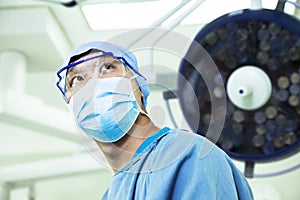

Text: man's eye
xmin=100 ymin=65 xmax=113 ymax=73
xmin=71 ymin=76 xmax=84 ymax=87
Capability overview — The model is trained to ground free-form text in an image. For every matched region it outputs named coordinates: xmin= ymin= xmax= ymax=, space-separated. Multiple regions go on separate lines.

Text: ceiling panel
xmin=0 ymin=7 xmax=71 ymax=72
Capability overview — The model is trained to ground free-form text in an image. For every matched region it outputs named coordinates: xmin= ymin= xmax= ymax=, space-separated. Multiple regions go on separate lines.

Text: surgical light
xmin=175 ymin=0 xmax=300 ymax=177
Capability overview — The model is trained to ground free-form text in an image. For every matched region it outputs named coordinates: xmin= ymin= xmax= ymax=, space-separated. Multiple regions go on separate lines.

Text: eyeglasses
xmin=56 ymin=52 xmax=146 ymax=102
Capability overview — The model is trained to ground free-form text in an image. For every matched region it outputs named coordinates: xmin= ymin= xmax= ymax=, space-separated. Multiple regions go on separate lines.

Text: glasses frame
xmin=56 ymin=52 xmax=146 ymax=101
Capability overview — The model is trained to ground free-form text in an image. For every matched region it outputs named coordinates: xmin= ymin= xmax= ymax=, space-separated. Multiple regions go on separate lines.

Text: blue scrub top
xmin=102 ymin=127 xmax=253 ymax=200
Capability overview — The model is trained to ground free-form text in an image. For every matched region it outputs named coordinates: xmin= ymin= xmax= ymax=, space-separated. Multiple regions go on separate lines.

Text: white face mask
xmin=68 ymin=76 xmax=143 ymax=143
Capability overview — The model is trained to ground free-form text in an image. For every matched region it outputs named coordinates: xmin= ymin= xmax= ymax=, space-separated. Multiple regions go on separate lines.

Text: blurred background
xmin=0 ymin=0 xmax=300 ymax=199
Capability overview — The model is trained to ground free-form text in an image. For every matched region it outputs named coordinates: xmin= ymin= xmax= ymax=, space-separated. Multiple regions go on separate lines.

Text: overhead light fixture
xmin=81 ymin=0 xmax=181 ymax=30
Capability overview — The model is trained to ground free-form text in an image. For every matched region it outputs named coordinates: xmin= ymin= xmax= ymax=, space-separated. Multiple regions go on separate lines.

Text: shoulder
xmin=131 ymin=128 xmax=231 ymax=174
xmin=152 ymin=128 xmax=229 ymax=167
xmin=144 ymin=129 xmax=254 ymax=199
xmin=160 ymin=128 xmax=226 ymax=158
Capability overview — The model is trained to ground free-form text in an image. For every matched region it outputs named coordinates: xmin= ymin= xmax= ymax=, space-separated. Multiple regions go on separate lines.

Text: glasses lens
xmin=64 ymin=54 xmax=127 ymax=100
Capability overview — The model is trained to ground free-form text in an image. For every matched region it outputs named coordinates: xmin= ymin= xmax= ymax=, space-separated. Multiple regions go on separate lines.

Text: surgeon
xmin=56 ymin=41 xmax=253 ymax=200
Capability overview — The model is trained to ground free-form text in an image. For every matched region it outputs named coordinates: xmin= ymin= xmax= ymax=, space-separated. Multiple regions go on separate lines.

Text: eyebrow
xmin=112 ymin=59 xmax=124 ymax=65
xmin=66 ymin=67 xmax=76 ymax=79
xmin=67 ymin=67 xmax=75 ymax=74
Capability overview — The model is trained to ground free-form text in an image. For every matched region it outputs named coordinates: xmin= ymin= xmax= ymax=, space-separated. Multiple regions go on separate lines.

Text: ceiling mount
xmin=34 ymin=0 xmax=87 ymax=7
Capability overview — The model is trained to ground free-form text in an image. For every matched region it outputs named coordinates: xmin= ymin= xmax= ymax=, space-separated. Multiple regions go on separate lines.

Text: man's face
xmin=65 ymin=52 xmax=145 ymax=110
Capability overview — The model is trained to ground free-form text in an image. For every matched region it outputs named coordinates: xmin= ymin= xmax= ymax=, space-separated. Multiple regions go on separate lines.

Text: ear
xmin=140 ymin=92 xmax=148 ymax=114
xmin=140 ymin=92 xmax=145 ymax=106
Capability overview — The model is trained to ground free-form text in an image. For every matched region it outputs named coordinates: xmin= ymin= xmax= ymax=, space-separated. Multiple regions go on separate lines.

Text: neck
xmin=95 ymin=114 xmax=160 ymax=173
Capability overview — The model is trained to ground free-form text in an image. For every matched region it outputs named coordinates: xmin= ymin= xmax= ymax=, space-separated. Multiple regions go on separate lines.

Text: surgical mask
xmin=68 ymin=75 xmax=143 ymax=143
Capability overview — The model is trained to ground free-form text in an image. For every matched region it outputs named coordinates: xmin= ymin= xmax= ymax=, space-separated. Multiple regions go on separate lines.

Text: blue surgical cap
xmin=56 ymin=41 xmax=150 ymax=107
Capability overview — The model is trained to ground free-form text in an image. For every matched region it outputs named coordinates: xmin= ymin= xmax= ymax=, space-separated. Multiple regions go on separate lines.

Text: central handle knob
xmin=237 ymin=85 xmax=252 ymax=97
xmin=226 ymin=66 xmax=272 ymax=110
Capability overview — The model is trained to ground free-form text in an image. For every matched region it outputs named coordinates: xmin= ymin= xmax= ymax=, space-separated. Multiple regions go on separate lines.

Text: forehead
xmin=68 ymin=48 xmax=103 ymax=63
